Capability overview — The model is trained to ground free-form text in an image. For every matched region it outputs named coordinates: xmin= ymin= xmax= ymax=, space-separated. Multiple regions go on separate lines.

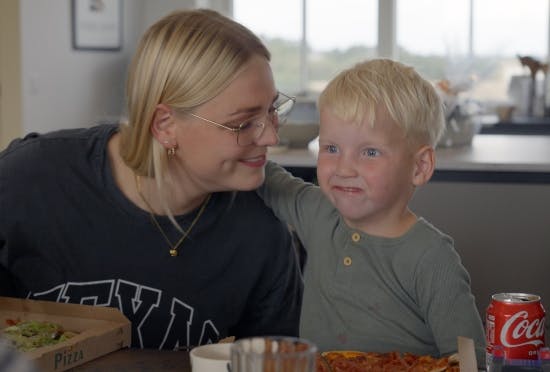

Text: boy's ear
xmin=151 ymin=104 xmax=177 ymax=148
xmin=412 ymin=145 xmax=435 ymax=186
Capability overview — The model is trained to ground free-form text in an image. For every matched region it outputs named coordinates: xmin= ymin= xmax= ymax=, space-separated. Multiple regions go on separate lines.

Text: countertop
xmin=480 ymin=115 xmax=550 ymax=135
xmin=268 ymin=134 xmax=550 ymax=173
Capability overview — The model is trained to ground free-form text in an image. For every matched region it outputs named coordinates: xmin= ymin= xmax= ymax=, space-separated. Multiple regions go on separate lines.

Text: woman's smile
xmin=239 ymin=154 xmax=267 ymax=168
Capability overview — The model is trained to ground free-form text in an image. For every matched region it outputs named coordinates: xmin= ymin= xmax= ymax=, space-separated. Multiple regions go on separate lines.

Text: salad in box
xmin=0 ymin=296 xmax=131 ymax=371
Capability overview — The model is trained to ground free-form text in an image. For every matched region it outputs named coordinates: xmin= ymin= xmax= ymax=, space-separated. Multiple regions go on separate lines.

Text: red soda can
xmin=486 ymin=293 xmax=546 ymax=367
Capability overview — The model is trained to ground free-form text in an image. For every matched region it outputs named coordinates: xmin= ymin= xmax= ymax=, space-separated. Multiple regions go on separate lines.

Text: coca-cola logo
xmin=500 ymin=310 xmax=546 ymax=348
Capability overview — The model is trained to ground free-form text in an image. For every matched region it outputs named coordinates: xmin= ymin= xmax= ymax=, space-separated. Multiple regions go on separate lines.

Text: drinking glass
xmin=230 ymin=336 xmax=317 ymax=372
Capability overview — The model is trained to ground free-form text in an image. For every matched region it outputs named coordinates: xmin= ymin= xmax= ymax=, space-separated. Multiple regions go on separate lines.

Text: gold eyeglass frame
xmin=187 ymin=92 xmax=296 ymax=146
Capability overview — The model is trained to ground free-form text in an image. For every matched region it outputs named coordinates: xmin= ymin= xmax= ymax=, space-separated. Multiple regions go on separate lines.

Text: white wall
xmin=0 ymin=1 xmax=22 ymax=149
xmin=17 ymin=0 xmax=231 ymax=135
xmin=139 ymin=0 xmax=231 ymax=35
xmin=20 ymin=0 xmax=131 ymax=133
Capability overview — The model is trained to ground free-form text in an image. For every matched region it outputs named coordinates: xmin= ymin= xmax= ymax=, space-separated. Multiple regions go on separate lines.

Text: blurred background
xmin=2 ymin=0 xmax=550 ymax=149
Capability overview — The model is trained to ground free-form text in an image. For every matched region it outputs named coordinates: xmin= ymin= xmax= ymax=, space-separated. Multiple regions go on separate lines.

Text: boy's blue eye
xmin=326 ymin=145 xmax=338 ymax=153
xmin=363 ymin=148 xmax=379 ymax=157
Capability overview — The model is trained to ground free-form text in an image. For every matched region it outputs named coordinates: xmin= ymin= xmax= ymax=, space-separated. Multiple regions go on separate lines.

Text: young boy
xmin=259 ymin=59 xmax=485 ymax=360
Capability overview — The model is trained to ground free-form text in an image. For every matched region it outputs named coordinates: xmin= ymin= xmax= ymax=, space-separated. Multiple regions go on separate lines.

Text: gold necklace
xmin=135 ymin=174 xmax=211 ymax=257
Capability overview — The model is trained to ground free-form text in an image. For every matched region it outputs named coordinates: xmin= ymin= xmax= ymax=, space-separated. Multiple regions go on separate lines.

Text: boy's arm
xmin=257 ymin=161 xmax=312 ymax=233
xmin=417 ymin=243 xmax=486 ymax=364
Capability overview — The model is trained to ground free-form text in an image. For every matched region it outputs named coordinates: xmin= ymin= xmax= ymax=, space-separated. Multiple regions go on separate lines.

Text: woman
xmin=0 ymin=9 xmax=302 ymax=350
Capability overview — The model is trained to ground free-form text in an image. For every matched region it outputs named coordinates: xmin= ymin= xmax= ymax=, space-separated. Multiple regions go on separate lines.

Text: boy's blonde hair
xmin=318 ymin=59 xmax=445 ymax=147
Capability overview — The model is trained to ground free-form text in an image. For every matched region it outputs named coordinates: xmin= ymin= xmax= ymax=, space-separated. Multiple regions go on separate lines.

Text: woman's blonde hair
xmin=119 ymin=9 xmax=270 ymax=177
xmin=318 ymin=59 xmax=445 ymax=147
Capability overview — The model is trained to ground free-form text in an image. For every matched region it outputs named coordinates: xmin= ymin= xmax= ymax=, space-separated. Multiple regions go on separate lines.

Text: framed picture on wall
xmin=71 ymin=0 xmax=122 ymax=51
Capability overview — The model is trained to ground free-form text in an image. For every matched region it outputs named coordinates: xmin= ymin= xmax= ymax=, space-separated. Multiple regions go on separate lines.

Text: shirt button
xmin=343 ymin=256 xmax=352 ymax=266
xmin=351 ymin=232 xmax=360 ymax=242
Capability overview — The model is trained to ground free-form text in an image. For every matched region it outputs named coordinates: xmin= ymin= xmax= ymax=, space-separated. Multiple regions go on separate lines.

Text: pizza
xmin=2 ymin=318 xmax=78 ymax=352
xmin=317 ymin=350 xmax=459 ymax=372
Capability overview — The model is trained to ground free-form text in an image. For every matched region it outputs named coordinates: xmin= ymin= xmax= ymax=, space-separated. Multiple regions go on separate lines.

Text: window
xmin=397 ymin=0 xmax=549 ymax=112
xmin=234 ymin=0 xmax=377 ymax=94
xmin=234 ymin=0 xmax=549 ymax=111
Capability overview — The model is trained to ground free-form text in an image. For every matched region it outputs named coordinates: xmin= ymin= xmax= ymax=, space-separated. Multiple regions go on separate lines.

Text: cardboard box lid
xmin=458 ymin=336 xmax=479 ymax=372
xmin=0 ymin=296 xmax=131 ymax=371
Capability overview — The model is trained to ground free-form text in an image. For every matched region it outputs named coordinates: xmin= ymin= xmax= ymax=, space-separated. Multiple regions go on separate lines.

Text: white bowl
xmin=190 ymin=343 xmax=232 ymax=372
xmin=280 ymin=96 xmax=320 ymax=148
xmin=278 ymin=122 xmax=319 ymax=148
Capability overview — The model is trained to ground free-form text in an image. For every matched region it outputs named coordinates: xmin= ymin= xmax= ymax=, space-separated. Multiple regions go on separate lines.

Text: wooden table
xmin=69 ymin=348 xmax=191 ymax=372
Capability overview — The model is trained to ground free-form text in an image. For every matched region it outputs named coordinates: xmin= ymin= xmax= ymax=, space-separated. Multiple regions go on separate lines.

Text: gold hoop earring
xmin=167 ymin=147 xmax=177 ymax=157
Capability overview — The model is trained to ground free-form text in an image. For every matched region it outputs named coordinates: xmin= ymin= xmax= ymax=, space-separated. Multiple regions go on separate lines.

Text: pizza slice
xmin=2 ymin=319 xmax=78 ymax=352
xmin=318 ymin=350 xmax=459 ymax=372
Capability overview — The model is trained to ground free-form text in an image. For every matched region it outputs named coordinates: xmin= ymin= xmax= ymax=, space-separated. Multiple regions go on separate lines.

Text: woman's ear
xmin=151 ymin=104 xmax=177 ymax=148
xmin=412 ymin=145 xmax=435 ymax=186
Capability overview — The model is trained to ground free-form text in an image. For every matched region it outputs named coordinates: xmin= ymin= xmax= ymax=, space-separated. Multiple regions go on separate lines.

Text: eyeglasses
xmin=188 ymin=92 xmax=296 ymax=146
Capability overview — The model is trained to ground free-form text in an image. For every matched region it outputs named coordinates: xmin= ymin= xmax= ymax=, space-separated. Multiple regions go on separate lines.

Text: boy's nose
xmin=336 ymin=156 xmax=358 ymax=177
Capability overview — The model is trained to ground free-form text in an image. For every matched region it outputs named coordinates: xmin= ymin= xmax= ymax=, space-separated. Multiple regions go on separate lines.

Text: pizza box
xmin=457 ymin=336 xmax=479 ymax=372
xmin=0 ymin=296 xmax=131 ymax=371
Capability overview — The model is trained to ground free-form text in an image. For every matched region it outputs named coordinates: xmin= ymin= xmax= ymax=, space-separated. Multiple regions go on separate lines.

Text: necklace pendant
xmin=169 ymin=249 xmax=178 ymax=257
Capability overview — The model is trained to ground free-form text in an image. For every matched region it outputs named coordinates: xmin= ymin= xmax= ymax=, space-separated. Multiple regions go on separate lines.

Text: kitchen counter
xmin=268 ymin=134 xmax=550 ymax=183
xmin=436 ymin=135 xmax=550 ymax=172
xmin=480 ymin=115 xmax=550 ymax=135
